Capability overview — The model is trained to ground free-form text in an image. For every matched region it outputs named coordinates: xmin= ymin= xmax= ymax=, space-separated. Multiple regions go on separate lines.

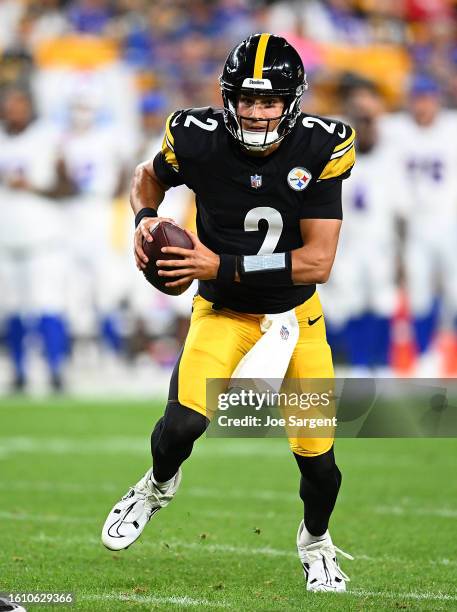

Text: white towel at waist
xmin=229 ymin=308 xmax=299 ymax=393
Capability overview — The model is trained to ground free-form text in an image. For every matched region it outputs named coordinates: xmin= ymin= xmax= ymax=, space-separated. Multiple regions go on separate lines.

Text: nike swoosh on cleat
xmin=107 ymin=502 xmax=136 ymax=538
xmin=307 ymin=315 xmax=323 ymax=326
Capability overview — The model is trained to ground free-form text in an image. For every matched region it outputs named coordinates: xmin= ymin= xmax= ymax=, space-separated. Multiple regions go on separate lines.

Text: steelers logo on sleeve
xmin=287 ymin=167 xmax=312 ymax=191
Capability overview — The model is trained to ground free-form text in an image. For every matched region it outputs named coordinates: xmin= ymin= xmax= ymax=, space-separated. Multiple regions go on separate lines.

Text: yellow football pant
xmin=177 ymin=292 xmax=335 ymax=456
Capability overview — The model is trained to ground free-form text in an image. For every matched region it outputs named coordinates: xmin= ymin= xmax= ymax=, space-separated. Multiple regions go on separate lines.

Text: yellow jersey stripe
xmin=330 ymin=141 xmax=354 ymax=160
xmin=319 ymin=145 xmax=355 ymax=180
xmin=253 ymin=33 xmax=270 ymax=79
xmin=333 ymin=127 xmax=355 ymax=153
xmin=161 ymin=113 xmax=179 ymax=170
xmin=162 ymin=134 xmax=179 ymax=170
xmin=165 ymin=113 xmax=175 ymax=148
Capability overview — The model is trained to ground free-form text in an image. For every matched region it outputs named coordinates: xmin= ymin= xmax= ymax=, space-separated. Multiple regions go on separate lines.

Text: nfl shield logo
xmin=280 ymin=325 xmax=289 ymax=340
xmin=250 ymin=174 xmax=262 ymax=189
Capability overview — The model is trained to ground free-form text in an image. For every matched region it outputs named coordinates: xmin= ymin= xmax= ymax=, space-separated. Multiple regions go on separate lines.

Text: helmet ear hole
xmin=219 ymin=33 xmax=307 ymax=151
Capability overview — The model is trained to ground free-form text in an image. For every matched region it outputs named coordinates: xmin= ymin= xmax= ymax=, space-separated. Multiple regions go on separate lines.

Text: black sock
xmin=294 ymin=446 xmax=342 ymax=537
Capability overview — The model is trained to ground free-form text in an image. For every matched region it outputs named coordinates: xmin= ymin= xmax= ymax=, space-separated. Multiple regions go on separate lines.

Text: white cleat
xmin=101 ymin=467 xmax=182 ymax=551
xmin=0 ymin=597 xmax=27 ymax=612
xmin=296 ymin=520 xmax=353 ymax=592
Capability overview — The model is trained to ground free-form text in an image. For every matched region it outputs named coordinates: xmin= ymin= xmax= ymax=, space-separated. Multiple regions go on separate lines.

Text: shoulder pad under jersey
xmin=299 ymin=114 xmax=356 ymax=180
xmin=160 ymin=107 xmax=225 ymax=172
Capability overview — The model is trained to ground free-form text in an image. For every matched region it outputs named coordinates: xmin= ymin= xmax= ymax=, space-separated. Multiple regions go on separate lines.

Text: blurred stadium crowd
xmin=0 ymin=0 xmax=457 ymax=394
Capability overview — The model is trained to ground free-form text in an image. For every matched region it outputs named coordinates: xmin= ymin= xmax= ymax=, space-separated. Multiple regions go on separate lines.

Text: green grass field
xmin=1 ymin=397 xmax=456 ymax=611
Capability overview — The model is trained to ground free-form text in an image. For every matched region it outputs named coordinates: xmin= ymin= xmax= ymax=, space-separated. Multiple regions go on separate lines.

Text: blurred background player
xmin=60 ymin=91 xmax=130 ymax=357
xmin=320 ymin=81 xmax=406 ymax=376
xmin=0 ymin=87 xmax=71 ymax=392
xmin=387 ymin=76 xmax=457 ymax=375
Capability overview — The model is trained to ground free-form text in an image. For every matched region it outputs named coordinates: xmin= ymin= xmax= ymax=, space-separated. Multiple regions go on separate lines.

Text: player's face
xmin=410 ymin=94 xmax=440 ymax=127
xmin=346 ymin=88 xmax=381 ymax=153
xmin=237 ymin=95 xmax=285 ymax=133
xmin=353 ymin=115 xmax=377 ymax=152
xmin=2 ymin=91 xmax=33 ymax=132
xmin=70 ymin=101 xmax=96 ymax=131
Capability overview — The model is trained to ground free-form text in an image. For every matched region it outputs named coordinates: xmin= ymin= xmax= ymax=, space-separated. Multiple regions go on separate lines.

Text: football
xmin=142 ymin=221 xmax=194 ymax=296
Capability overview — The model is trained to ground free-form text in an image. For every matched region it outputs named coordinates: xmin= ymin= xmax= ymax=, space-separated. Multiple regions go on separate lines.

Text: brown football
xmin=142 ymin=221 xmax=194 ymax=296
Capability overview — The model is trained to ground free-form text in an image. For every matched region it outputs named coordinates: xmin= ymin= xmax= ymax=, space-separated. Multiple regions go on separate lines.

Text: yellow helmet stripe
xmin=253 ymin=33 xmax=270 ymax=79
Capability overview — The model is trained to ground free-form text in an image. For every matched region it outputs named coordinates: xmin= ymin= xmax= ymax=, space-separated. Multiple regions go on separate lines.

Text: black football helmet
xmin=219 ymin=33 xmax=307 ymax=151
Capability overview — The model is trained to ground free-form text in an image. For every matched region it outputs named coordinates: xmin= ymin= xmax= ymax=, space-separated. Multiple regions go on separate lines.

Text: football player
xmin=60 ymin=94 xmax=129 ymax=353
xmin=102 ymin=34 xmax=355 ymax=592
xmin=0 ymin=87 xmax=71 ymax=392
xmin=385 ymin=76 xmax=457 ymax=375
xmin=320 ymin=83 xmax=405 ymax=375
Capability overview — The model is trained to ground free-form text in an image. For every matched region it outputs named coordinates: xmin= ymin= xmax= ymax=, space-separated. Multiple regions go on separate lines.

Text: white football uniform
xmin=61 ymin=126 xmax=129 ymax=332
xmin=385 ymin=111 xmax=457 ymax=316
xmin=319 ymin=137 xmax=405 ymax=325
xmin=0 ymin=120 xmax=66 ymax=315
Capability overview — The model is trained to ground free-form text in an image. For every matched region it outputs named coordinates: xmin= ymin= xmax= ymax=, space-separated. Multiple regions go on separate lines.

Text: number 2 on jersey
xmin=184 ymin=115 xmax=218 ymax=131
xmin=244 ymin=207 xmax=283 ymax=254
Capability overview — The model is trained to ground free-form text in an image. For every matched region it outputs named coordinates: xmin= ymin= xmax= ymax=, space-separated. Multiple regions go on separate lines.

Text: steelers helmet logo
xmin=287 ymin=167 xmax=312 ymax=191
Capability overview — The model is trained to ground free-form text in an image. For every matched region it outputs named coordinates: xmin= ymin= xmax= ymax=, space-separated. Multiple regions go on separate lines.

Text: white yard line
xmin=0 ymin=511 xmax=94 ymax=524
xmin=0 ymin=479 xmax=297 ymax=502
xmin=0 ymin=437 xmax=287 ymax=458
xmin=83 ymin=589 xmax=457 ymax=605
xmin=30 ymin=533 xmax=297 ymax=558
xmin=375 ymin=505 xmax=457 ymax=519
xmin=349 ymin=588 xmax=457 ymax=602
xmin=0 ymin=436 xmax=438 ymax=465
xmin=82 ymin=593 xmax=229 ymax=608
xmin=356 ymin=554 xmax=457 ymax=567
xmin=27 ymin=533 xmax=457 ymax=568
xmin=30 ymin=585 xmax=457 ymax=606
xmin=4 ymin=479 xmax=457 ymax=513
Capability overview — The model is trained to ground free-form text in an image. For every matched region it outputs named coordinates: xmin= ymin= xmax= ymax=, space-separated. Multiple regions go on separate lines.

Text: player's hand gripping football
xmin=134 ymin=216 xmax=175 ymax=270
xmin=156 ymin=230 xmax=220 ymax=289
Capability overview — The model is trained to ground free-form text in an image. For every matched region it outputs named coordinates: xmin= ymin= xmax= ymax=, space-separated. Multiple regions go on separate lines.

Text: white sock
xmin=299 ymin=522 xmax=330 ymax=546
xmin=151 ymin=474 xmax=174 ymax=492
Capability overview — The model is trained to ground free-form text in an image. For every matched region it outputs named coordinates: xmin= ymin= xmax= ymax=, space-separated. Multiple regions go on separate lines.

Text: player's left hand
xmin=156 ymin=229 xmax=220 ymax=289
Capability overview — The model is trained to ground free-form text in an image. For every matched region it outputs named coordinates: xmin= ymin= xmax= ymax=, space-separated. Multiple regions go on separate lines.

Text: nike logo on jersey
xmin=338 ymin=125 xmax=346 ymax=138
xmin=308 ymin=315 xmax=322 ymax=326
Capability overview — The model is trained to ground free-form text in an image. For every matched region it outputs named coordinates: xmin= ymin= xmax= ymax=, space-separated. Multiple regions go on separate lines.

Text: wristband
xmin=216 ymin=254 xmax=237 ymax=283
xmin=135 ymin=207 xmax=158 ymax=228
xmin=237 ymin=252 xmax=293 ymax=286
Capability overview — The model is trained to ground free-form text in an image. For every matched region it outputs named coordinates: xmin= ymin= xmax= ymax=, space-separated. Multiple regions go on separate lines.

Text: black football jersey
xmin=153 ymin=107 xmax=355 ymax=314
